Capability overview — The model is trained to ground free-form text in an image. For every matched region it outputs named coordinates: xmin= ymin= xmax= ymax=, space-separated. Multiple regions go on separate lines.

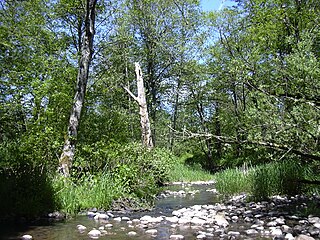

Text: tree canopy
xmin=0 ymin=0 xmax=319 ymax=183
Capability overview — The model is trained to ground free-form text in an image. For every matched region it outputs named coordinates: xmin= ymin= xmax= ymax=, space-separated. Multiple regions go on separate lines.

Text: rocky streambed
xmin=17 ymin=181 xmax=320 ymax=240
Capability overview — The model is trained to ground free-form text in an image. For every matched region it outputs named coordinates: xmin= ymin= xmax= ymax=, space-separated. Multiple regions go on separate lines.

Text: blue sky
xmin=201 ymin=0 xmax=235 ymax=11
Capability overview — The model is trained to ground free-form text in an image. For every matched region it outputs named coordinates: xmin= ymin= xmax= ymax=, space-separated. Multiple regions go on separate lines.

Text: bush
xmin=53 ymin=142 xmax=175 ymax=214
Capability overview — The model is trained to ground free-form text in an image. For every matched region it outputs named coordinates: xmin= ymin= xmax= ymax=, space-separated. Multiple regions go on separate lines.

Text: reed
xmin=214 ymin=160 xmax=309 ymax=199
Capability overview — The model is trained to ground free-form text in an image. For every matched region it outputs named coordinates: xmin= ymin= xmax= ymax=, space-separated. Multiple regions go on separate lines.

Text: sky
xmin=201 ymin=0 xmax=235 ymax=11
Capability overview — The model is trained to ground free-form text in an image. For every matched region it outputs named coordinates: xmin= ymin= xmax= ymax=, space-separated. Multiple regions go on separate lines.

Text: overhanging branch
xmin=170 ymin=127 xmax=320 ymax=161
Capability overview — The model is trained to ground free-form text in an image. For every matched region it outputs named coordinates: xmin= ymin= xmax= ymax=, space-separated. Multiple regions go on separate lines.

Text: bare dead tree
xmin=124 ymin=62 xmax=154 ymax=149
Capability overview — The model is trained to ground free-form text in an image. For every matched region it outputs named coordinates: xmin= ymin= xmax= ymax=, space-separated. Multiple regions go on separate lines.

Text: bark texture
xmin=124 ymin=63 xmax=153 ymax=149
xmin=59 ymin=0 xmax=97 ymax=177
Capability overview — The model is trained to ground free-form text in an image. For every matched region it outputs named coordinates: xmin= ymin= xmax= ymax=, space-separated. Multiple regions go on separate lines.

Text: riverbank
xmin=14 ymin=181 xmax=320 ymax=240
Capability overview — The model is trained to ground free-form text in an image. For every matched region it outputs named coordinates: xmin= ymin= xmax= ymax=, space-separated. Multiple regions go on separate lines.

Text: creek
xmin=1 ymin=182 xmax=319 ymax=240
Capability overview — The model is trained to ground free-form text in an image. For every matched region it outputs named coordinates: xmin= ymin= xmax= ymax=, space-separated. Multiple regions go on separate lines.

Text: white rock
xmin=215 ymin=213 xmax=229 ymax=227
xmin=77 ymin=224 xmax=87 ymax=231
xmin=105 ymin=224 xmax=113 ymax=228
xmin=166 ymin=216 xmax=179 ymax=223
xmin=308 ymin=216 xmax=320 ymax=224
xmin=170 ymin=234 xmax=185 ymax=239
xmin=228 ymin=231 xmax=240 ymax=236
xmin=231 ymin=216 xmax=239 ymax=222
xmin=178 ymin=217 xmax=191 ymax=224
xmin=191 ymin=205 xmax=202 ymax=211
xmin=87 ymin=211 xmax=96 ymax=217
xmin=98 ymin=226 xmax=104 ymax=231
xmin=127 ymin=231 xmax=137 ymax=236
xmin=196 ymin=234 xmax=206 ymax=239
xmin=140 ymin=215 xmax=153 ymax=221
xmin=314 ymin=223 xmax=320 ymax=229
xmin=113 ymin=217 xmax=121 ymax=222
xmin=267 ymin=221 xmax=278 ymax=227
xmin=21 ymin=235 xmax=33 ymax=240
xmin=295 ymin=235 xmax=316 ymax=240
xmin=275 ymin=217 xmax=286 ymax=225
xmin=88 ymin=229 xmax=101 ymax=239
xmin=150 ymin=216 xmax=164 ymax=223
xmin=271 ymin=228 xmax=283 ymax=236
xmin=145 ymin=229 xmax=158 ymax=235
xmin=98 ymin=213 xmax=109 ymax=220
xmin=132 ymin=218 xmax=140 ymax=223
xmin=282 ymin=225 xmax=291 ymax=232
xmin=191 ymin=217 xmax=206 ymax=225
xmin=122 ymin=216 xmax=130 ymax=221
xmin=245 ymin=229 xmax=259 ymax=235
xmin=285 ymin=233 xmax=295 ymax=240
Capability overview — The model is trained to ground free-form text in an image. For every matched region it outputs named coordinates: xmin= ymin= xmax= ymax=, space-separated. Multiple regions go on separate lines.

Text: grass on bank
xmin=214 ymin=160 xmax=320 ymax=200
xmin=53 ymin=151 xmax=214 ymax=215
xmin=167 ymin=153 xmax=214 ymax=182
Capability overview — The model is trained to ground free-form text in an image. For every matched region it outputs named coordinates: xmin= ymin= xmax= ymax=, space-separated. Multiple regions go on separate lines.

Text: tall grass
xmin=53 ymin=173 xmax=121 ymax=214
xmin=168 ymin=153 xmax=214 ymax=182
xmin=214 ymin=160 xmax=310 ymax=200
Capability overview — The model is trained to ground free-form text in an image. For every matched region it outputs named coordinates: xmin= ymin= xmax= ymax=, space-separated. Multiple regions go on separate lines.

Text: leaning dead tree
xmin=59 ymin=0 xmax=97 ymax=177
xmin=124 ymin=63 xmax=154 ymax=149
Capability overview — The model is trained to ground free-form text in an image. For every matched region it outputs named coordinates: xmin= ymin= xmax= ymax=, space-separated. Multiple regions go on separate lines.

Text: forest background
xmin=0 ymin=0 xmax=319 ymax=218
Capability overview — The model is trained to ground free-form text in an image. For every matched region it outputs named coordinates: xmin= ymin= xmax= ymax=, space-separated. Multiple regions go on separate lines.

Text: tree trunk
xmin=124 ymin=62 xmax=153 ymax=149
xmin=169 ymin=77 xmax=181 ymax=150
xmin=59 ymin=0 xmax=97 ymax=177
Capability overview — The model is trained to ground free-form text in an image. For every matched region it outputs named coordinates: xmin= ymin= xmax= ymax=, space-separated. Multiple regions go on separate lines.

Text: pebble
xmin=88 ymin=229 xmax=101 ymax=238
xmin=82 ymin=183 xmax=320 ymax=240
xmin=170 ymin=234 xmax=185 ymax=239
xmin=21 ymin=235 xmax=32 ymax=240
xmin=145 ymin=229 xmax=157 ymax=235
xmin=127 ymin=231 xmax=137 ymax=236
xmin=271 ymin=228 xmax=283 ymax=236
xmin=285 ymin=233 xmax=295 ymax=240
xmin=228 ymin=231 xmax=240 ymax=236
xmin=295 ymin=235 xmax=316 ymax=240
xmin=245 ymin=229 xmax=259 ymax=235
xmin=122 ymin=216 xmax=130 ymax=221
xmin=77 ymin=224 xmax=87 ymax=231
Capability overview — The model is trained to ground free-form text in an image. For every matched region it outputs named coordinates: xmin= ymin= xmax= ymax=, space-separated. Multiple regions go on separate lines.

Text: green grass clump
xmin=53 ymin=173 xmax=120 ymax=215
xmin=168 ymin=153 xmax=214 ymax=182
xmin=214 ymin=160 xmax=311 ymax=200
xmin=214 ymin=167 xmax=253 ymax=195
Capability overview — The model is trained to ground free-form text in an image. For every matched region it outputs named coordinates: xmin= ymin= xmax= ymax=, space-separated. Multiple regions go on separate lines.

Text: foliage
xmin=53 ymin=143 xmax=175 ymax=214
xmin=0 ymin=0 xmax=319 ymax=217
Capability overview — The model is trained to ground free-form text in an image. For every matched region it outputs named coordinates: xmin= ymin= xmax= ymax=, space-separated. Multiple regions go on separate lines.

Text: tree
xmin=59 ymin=0 xmax=97 ymax=177
xmin=124 ymin=63 xmax=153 ymax=148
xmin=201 ymin=0 xmax=320 ymax=165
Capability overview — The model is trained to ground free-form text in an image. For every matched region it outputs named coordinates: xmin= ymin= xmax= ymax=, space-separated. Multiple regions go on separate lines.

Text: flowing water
xmin=0 ymin=183 xmax=271 ymax=240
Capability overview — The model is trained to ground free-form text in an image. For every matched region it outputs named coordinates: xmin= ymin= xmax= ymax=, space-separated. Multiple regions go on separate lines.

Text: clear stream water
xmin=0 ymin=184 xmax=272 ymax=240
